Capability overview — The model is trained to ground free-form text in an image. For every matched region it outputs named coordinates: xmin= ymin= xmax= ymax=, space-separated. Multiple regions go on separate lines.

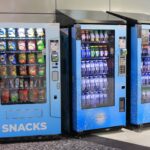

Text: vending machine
xmin=107 ymin=11 xmax=150 ymax=126
xmin=0 ymin=17 xmax=61 ymax=138
xmin=57 ymin=10 xmax=127 ymax=132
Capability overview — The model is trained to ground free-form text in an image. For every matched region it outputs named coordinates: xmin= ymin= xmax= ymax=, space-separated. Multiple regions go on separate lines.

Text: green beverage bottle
xmin=95 ymin=46 xmax=99 ymax=57
xmin=91 ymin=46 xmax=95 ymax=58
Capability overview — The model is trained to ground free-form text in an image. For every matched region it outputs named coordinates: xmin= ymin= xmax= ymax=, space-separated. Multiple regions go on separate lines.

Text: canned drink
xmin=81 ymin=94 xmax=86 ymax=108
xmin=90 ymin=61 xmax=95 ymax=74
xmin=85 ymin=77 xmax=90 ymax=91
xmin=81 ymin=61 xmax=86 ymax=75
xmin=90 ymin=77 xmax=95 ymax=91
xmin=85 ymin=61 xmax=90 ymax=75
xmin=81 ymin=77 xmax=86 ymax=92
xmin=85 ymin=44 xmax=90 ymax=58
xmin=95 ymin=60 xmax=100 ymax=74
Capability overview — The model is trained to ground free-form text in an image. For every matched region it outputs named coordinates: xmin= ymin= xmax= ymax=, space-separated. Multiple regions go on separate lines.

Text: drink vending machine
xmin=0 ymin=16 xmax=61 ymax=138
xmin=57 ymin=10 xmax=127 ymax=132
xmin=108 ymin=12 xmax=150 ymax=126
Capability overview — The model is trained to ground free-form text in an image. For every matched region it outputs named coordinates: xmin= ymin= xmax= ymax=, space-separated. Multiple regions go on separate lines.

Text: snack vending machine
xmin=0 ymin=22 xmax=61 ymax=138
xmin=57 ymin=10 xmax=127 ymax=132
xmin=108 ymin=12 xmax=150 ymax=126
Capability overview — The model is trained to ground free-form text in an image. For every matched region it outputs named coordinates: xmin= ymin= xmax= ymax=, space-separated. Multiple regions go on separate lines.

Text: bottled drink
xmin=81 ymin=94 xmax=86 ymax=108
xmin=81 ymin=30 xmax=86 ymax=41
xmin=99 ymin=76 xmax=103 ymax=90
xmin=94 ymin=76 xmax=100 ymax=90
xmin=95 ymin=61 xmax=100 ymax=74
xmin=104 ymin=45 xmax=108 ymax=57
xmin=85 ymin=77 xmax=90 ymax=91
xmin=104 ymin=31 xmax=108 ymax=43
xmin=95 ymin=92 xmax=100 ymax=106
xmin=90 ymin=92 xmax=96 ymax=107
xmin=81 ymin=61 xmax=86 ymax=75
xmin=95 ymin=30 xmax=100 ymax=42
xmin=103 ymin=76 xmax=108 ymax=89
xmin=85 ymin=44 xmax=90 ymax=58
xmin=99 ymin=46 xmax=103 ymax=57
xmin=148 ymin=58 xmax=150 ymax=71
xmin=145 ymin=73 xmax=149 ymax=85
xmin=142 ymin=90 xmax=146 ymax=101
xmin=95 ymin=46 xmax=99 ymax=57
xmin=85 ymin=61 xmax=90 ymax=75
xmin=85 ymin=93 xmax=91 ymax=106
xmin=90 ymin=46 xmax=95 ymax=58
xmin=85 ymin=30 xmax=90 ymax=41
xmin=99 ymin=60 xmax=104 ymax=74
xmin=90 ymin=30 xmax=95 ymax=42
xmin=99 ymin=92 xmax=104 ymax=104
xmin=103 ymin=91 xmax=108 ymax=103
xmin=103 ymin=60 xmax=108 ymax=74
xmin=90 ymin=77 xmax=95 ymax=91
xmin=81 ymin=44 xmax=86 ymax=58
xmin=148 ymin=46 xmax=150 ymax=55
xmin=81 ymin=77 xmax=86 ymax=92
xmin=99 ymin=31 xmax=104 ymax=43
xmin=90 ymin=61 xmax=95 ymax=74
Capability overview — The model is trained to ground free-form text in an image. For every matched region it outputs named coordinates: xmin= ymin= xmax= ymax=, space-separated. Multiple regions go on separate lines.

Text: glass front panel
xmin=141 ymin=29 xmax=150 ymax=103
xmin=81 ymin=29 xmax=115 ymax=109
xmin=0 ymin=28 xmax=46 ymax=105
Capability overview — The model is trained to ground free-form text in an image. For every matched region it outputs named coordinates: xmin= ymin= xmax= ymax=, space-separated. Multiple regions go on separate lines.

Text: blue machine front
xmin=0 ymin=23 xmax=61 ymax=138
xmin=131 ymin=24 xmax=150 ymax=125
xmin=72 ymin=24 xmax=126 ymax=132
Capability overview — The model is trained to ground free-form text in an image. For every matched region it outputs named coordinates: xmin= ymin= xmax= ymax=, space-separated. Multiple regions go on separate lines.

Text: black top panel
xmin=56 ymin=9 xmax=126 ymax=26
xmin=107 ymin=11 xmax=150 ymax=24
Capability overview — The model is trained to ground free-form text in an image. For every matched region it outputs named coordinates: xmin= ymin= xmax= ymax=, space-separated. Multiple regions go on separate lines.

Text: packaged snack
xmin=28 ymin=54 xmax=35 ymax=64
xmin=19 ymin=79 xmax=24 ymax=88
xmin=19 ymin=89 xmax=28 ymax=102
xmin=8 ymin=28 xmax=16 ymax=37
xmin=29 ymin=66 xmax=37 ymax=76
xmin=29 ymin=89 xmax=38 ymax=102
xmin=10 ymin=90 xmax=18 ymax=102
xmin=9 ymin=79 xmax=14 ymax=88
xmin=37 ymin=40 xmax=45 ymax=51
xmin=0 ymin=41 xmax=6 ymax=51
xmin=0 ymin=66 xmax=7 ymax=76
xmin=8 ymin=54 xmax=16 ymax=65
xmin=0 ymin=54 xmax=6 ymax=64
xmin=28 ymin=40 xmax=36 ymax=51
xmin=18 ymin=53 xmax=26 ymax=64
xmin=18 ymin=28 xmax=25 ymax=38
xmin=18 ymin=40 xmax=26 ymax=51
xmin=0 ymin=80 xmax=5 ymax=88
xmin=38 ymin=66 xmax=45 ymax=76
xmin=1 ymin=89 xmax=10 ymax=103
xmin=15 ymin=78 xmax=19 ymax=88
xmin=37 ymin=53 xmax=45 ymax=64
xmin=30 ymin=79 xmax=34 ymax=88
xmin=19 ymin=66 xmax=27 ymax=76
xmin=33 ymin=79 xmax=38 ymax=87
xmin=9 ymin=66 xmax=17 ymax=76
xmin=36 ymin=28 xmax=44 ymax=37
xmin=39 ymin=89 xmax=46 ymax=100
xmin=0 ymin=28 xmax=6 ymax=38
xmin=24 ymin=80 xmax=29 ymax=88
xmin=27 ymin=28 xmax=35 ymax=37
xmin=8 ymin=41 xmax=16 ymax=51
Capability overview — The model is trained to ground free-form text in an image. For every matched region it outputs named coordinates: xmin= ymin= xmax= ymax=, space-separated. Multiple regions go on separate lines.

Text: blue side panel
xmin=131 ymin=24 xmax=150 ymax=125
xmin=72 ymin=24 xmax=126 ymax=132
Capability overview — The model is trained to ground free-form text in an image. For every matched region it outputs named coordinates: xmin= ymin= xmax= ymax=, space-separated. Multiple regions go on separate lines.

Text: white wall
xmin=0 ymin=0 xmax=150 ymax=14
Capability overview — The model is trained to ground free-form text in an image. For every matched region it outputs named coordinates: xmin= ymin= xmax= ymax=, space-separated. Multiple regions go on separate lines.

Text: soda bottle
xmin=85 ymin=61 xmax=90 ymax=75
xmin=95 ymin=30 xmax=100 ymax=42
xmin=142 ymin=75 xmax=145 ymax=86
xmin=85 ymin=30 xmax=90 ymax=41
xmin=90 ymin=46 xmax=95 ymax=58
xmin=81 ymin=44 xmax=86 ymax=58
xmin=103 ymin=60 xmax=108 ymax=74
xmin=85 ymin=92 xmax=91 ymax=106
xmin=103 ymin=75 xmax=108 ymax=89
xmin=90 ymin=77 xmax=95 ymax=91
xmin=104 ymin=45 xmax=108 ymax=57
xmin=99 ymin=92 xmax=104 ymax=104
xmin=142 ymin=90 xmax=146 ymax=101
xmin=90 ymin=30 xmax=95 ymax=42
xmin=99 ymin=76 xmax=103 ymax=90
xmin=95 ymin=61 xmax=100 ymax=74
xmin=99 ymin=31 xmax=104 ymax=43
xmin=81 ymin=61 xmax=86 ymax=75
xmin=99 ymin=60 xmax=104 ymax=74
xmin=90 ymin=61 xmax=95 ymax=74
xmin=148 ymin=46 xmax=150 ymax=56
xmin=103 ymin=90 xmax=108 ymax=103
xmin=95 ymin=46 xmax=99 ymax=57
xmin=85 ymin=44 xmax=90 ymax=58
xmin=85 ymin=77 xmax=90 ymax=91
xmin=90 ymin=92 xmax=96 ymax=107
xmin=81 ymin=30 xmax=86 ymax=41
xmin=95 ymin=92 xmax=100 ymax=106
xmin=99 ymin=46 xmax=103 ymax=57
xmin=145 ymin=73 xmax=149 ymax=85
xmin=104 ymin=31 xmax=108 ymax=43
xmin=94 ymin=76 xmax=100 ymax=91
xmin=148 ymin=58 xmax=150 ymax=71
xmin=81 ymin=77 xmax=86 ymax=92
xmin=148 ymin=73 xmax=150 ymax=85
xmin=81 ymin=94 xmax=86 ymax=108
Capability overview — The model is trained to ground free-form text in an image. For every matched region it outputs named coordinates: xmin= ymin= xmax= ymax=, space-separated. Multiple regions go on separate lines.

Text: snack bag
xmin=0 ymin=28 xmax=6 ymax=38
xmin=36 ymin=28 xmax=44 ymax=37
xmin=39 ymin=89 xmax=46 ymax=101
xmin=28 ymin=40 xmax=36 ymax=51
xmin=18 ymin=40 xmax=26 ymax=51
xmin=9 ymin=66 xmax=17 ymax=76
xmin=8 ymin=28 xmax=16 ymax=37
xmin=1 ymin=89 xmax=10 ymax=103
xmin=19 ymin=66 xmax=27 ymax=76
xmin=29 ymin=66 xmax=37 ymax=76
xmin=8 ymin=54 xmax=17 ymax=65
xmin=37 ymin=53 xmax=45 ymax=64
xmin=0 ymin=54 xmax=7 ymax=64
xmin=9 ymin=79 xmax=14 ymax=88
xmin=29 ymin=89 xmax=38 ymax=102
xmin=24 ymin=80 xmax=29 ymax=88
xmin=27 ymin=28 xmax=35 ymax=37
xmin=8 ymin=41 xmax=16 ymax=51
xmin=18 ymin=53 xmax=26 ymax=64
xmin=28 ymin=54 xmax=35 ymax=64
xmin=19 ymin=79 xmax=24 ymax=88
xmin=0 ymin=66 xmax=7 ymax=76
xmin=18 ymin=28 xmax=25 ymax=37
xmin=19 ymin=89 xmax=28 ymax=102
xmin=38 ymin=66 xmax=45 ymax=76
xmin=10 ymin=90 xmax=18 ymax=102
xmin=37 ymin=40 xmax=45 ymax=51
xmin=0 ymin=41 xmax=6 ymax=51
